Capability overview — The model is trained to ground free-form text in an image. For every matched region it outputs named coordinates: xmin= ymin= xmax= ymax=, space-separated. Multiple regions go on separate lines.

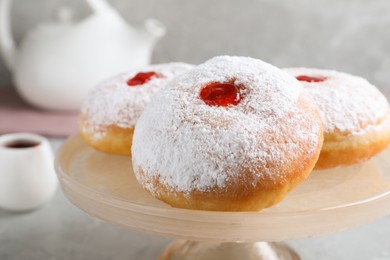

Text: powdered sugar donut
xmin=132 ymin=56 xmax=323 ymax=211
xmin=79 ymin=63 xmax=193 ymax=156
xmin=284 ymin=68 xmax=390 ymax=169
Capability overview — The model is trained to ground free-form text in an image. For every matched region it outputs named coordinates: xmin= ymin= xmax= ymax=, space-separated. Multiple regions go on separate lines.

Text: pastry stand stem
xmin=160 ymin=240 xmax=299 ymax=260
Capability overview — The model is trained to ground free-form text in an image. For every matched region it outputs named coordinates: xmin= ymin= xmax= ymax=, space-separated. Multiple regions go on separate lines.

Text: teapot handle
xmin=0 ymin=0 xmax=16 ymax=71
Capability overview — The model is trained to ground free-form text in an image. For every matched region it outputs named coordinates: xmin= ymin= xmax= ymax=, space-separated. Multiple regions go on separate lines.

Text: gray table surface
xmin=1 ymin=138 xmax=390 ymax=260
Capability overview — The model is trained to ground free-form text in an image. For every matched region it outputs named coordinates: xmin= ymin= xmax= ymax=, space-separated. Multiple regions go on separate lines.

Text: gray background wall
xmin=1 ymin=0 xmax=389 ymax=94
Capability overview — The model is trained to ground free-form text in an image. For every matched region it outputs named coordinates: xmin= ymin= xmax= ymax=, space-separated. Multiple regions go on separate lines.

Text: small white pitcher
xmin=0 ymin=133 xmax=57 ymax=211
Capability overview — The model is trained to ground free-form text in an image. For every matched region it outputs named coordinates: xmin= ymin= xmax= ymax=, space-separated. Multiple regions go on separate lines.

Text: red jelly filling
xmin=296 ymin=75 xmax=326 ymax=83
xmin=127 ymin=71 xmax=158 ymax=86
xmin=200 ymin=82 xmax=242 ymax=107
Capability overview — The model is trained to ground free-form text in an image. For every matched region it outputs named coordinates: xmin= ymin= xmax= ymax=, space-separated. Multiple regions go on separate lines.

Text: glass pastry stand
xmin=55 ymin=134 xmax=390 ymax=260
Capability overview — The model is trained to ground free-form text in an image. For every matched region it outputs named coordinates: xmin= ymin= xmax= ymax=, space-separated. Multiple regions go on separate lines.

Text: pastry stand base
xmin=55 ymin=135 xmax=390 ymax=259
xmin=160 ymin=240 xmax=299 ymax=260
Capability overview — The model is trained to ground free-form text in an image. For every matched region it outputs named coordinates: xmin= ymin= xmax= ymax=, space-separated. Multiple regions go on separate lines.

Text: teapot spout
xmin=144 ymin=19 xmax=166 ymax=41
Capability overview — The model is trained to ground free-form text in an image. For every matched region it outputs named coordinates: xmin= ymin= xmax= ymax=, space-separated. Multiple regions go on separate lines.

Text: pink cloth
xmin=0 ymin=88 xmax=78 ymax=137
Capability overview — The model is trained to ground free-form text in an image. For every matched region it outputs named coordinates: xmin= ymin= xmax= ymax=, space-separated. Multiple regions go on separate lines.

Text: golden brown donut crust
xmin=80 ymin=118 xmax=134 ymax=156
xmin=315 ymin=114 xmax=390 ymax=169
xmin=135 ymin=156 xmax=317 ymax=211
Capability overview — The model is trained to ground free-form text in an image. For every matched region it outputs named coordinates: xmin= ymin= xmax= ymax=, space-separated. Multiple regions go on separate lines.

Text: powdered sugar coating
xmin=284 ymin=68 xmax=390 ymax=134
xmin=132 ymin=56 xmax=322 ymax=195
xmin=80 ymin=63 xmax=193 ymax=140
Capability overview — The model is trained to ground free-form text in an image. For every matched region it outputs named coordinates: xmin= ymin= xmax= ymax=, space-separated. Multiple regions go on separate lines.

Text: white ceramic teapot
xmin=0 ymin=0 xmax=166 ymax=111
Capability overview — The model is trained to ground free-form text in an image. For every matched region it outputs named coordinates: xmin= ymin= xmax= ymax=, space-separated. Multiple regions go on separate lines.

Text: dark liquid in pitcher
xmin=5 ymin=140 xmax=40 ymax=148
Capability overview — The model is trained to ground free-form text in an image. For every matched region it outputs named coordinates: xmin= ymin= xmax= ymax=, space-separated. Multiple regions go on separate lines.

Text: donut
xmin=79 ymin=63 xmax=193 ymax=156
xmin=132 ymin=56 xmax=323 ymax=211
xmin=284 ymin=68 xmax=390 ymax=169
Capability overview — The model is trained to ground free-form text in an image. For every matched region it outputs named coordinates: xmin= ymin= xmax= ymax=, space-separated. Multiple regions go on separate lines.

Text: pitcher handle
xmin=0 ymin=0 xmax=16 ymax=71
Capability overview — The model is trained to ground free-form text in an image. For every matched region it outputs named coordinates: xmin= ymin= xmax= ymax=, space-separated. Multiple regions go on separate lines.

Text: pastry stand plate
xmin=55 ymin=134 xmax=390 ymax=259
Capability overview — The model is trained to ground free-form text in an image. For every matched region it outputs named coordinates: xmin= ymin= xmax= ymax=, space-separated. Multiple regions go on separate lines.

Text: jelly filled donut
xmin=284 ymin=68 xmax=390 ymax=169
xmin=132 ymin=56 xmax=323 ymax=211
xmin=79 ymin=63 xmax=193 ymax=156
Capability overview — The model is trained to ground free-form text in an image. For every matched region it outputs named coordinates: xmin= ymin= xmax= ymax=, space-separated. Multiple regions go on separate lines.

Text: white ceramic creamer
xmin=0 ymin=133 xmax=57 ymax=211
